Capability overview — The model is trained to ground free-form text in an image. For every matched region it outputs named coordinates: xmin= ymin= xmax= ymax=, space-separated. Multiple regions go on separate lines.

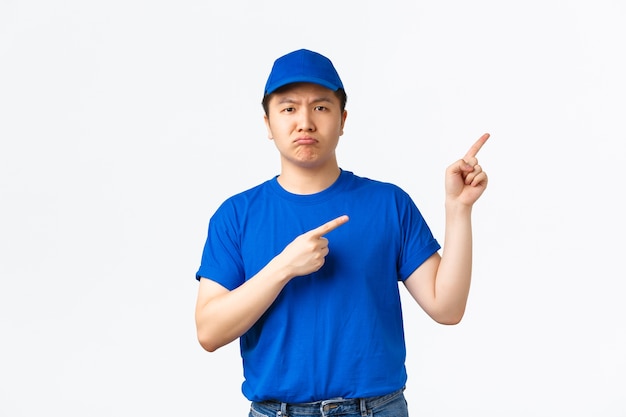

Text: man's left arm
xmin=403 ymin=133 xmax=490 ymax=324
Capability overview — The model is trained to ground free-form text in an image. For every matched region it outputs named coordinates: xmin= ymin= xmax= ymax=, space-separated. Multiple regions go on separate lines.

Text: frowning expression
xmin=264 ymin=83 xmax=347 ymax=170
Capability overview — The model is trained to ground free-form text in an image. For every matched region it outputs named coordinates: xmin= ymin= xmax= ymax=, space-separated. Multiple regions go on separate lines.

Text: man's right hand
xmin=278 ymin=215 xmax=349 ymax=278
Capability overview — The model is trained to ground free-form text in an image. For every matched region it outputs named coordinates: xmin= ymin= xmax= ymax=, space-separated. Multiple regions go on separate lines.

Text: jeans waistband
xmin=254 ymin=387 xmax=405 ymax=416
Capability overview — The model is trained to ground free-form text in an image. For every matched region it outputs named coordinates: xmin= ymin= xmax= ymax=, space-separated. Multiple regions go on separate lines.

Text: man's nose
xmin=297 ymin=111 xmax=315 ymax=131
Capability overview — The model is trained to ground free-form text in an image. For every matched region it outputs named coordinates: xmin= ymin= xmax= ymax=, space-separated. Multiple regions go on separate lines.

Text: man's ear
xmin=340 ymin=110 xmax=348 ymax=136
xmin=264 ymin=114 xmax=273 ymax=140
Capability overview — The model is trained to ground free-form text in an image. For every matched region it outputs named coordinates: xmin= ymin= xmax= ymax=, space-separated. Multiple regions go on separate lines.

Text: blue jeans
xmin=248 ymin=387 xmax=408 ymax=417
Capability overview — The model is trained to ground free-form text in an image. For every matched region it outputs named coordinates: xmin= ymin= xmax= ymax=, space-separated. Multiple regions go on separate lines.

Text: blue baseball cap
xmin=264 ymin=49 xmax=344 ymax=95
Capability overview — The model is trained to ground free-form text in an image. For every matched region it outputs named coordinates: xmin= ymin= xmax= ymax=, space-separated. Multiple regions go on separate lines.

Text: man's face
xmin=264 ymin=83 xmax=347 ymax=170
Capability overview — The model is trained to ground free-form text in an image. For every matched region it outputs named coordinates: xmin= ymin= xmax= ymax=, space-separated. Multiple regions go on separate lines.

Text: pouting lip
xmin=294 ymin=136 xmax=318 ymax=144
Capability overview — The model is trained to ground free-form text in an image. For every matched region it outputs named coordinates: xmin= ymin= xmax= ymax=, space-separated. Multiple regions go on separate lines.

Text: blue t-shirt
xmin=196 ymin=170 xmax=440 ymax=403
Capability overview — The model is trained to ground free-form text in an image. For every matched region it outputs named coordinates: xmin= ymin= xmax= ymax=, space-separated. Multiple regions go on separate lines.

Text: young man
xmin=195 ymin=49 xmax=489 ymax=417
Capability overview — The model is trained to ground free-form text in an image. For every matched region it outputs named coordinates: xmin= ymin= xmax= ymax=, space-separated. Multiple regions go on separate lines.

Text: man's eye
xmin=283 ymin=107 xmax=295 ymax=113
xmin=314 ymin=106 xmax=327 ymax=111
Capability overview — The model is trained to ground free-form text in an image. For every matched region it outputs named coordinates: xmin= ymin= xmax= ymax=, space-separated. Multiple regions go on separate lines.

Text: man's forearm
xmin=195 ymin=258 xmax=292 ymax=352
xmin=433 ymin=202 xmax=474 ymax=323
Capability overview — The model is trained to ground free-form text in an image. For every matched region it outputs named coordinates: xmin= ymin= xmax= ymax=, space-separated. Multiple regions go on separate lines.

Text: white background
xmin=1 ymin=1 xmax=625 ymax=416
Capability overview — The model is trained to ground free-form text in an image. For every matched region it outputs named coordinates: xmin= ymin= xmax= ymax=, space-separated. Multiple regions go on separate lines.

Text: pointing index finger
xmin=311 ymin=215 xmax=349 ymax=237
xmin=464 ymin=133 xmax=490 ymax=161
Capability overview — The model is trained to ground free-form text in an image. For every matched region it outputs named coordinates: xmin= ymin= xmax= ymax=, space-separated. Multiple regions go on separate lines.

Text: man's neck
xmin=277 ymin=164 xmax=341 ymax=195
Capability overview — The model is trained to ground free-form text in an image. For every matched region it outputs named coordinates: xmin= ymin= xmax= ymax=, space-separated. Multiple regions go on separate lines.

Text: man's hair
xmin=262 ymin=85 xmax=347 ymax=117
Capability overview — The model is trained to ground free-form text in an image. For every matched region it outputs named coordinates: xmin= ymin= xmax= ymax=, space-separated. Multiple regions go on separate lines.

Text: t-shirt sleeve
xmin=397 ymin=194 xmax=441 ymax=280
xmin=195 ymin=201 xmax=245 ymax=290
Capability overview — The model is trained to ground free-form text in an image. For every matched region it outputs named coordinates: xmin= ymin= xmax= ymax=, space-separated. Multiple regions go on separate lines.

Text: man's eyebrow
xmin=312 ymin=96 xmax=334 ymax=104
xmin=276 ymin=97 xmax=297 ymax=104
xmin=276 ymin=96 xmax=334 ymax=105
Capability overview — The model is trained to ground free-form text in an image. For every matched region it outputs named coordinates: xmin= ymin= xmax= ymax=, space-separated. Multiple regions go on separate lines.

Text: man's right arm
xmin=195 ymin=258 xmax=293 ymax=352
xmin=194 ymin=214 xmax=349 ymax=352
